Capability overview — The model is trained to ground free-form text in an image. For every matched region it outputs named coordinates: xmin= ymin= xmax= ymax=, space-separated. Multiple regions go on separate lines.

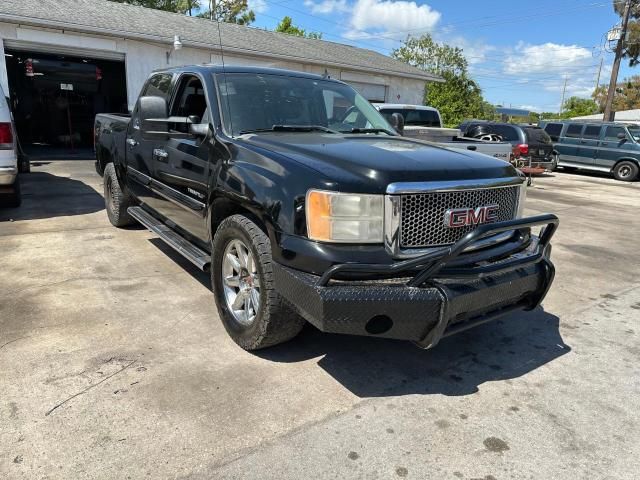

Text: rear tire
xmin=211 ymin=214 xmax=305 ymax=350
xmin=613 ymin=161 xmax=638 ymax=182
xmin=104 ymin=163 xmax=134 ymax=227
xmin=18 ymin=155 xmax=30 ymax=174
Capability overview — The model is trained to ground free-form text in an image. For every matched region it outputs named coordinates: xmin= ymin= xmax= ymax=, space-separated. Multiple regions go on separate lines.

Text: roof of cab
xmin=372 ymin=103 xmax=439 ymax=112
xmin=153 ymin=64 xmax=345 ymax=83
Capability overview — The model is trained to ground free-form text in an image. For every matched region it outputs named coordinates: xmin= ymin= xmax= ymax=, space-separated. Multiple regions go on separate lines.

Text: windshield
xmin=627 ymin=125 xmax=640 ymax=141
xmin=215 ymin=73 xmax=393 ymax=136
xmin=378 ymin=108 xmax=441 ymax=127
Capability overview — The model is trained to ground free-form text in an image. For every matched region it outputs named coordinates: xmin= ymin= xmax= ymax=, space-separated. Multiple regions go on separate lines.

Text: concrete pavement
xmin=1 ymin=161 xmax=638 ymax=479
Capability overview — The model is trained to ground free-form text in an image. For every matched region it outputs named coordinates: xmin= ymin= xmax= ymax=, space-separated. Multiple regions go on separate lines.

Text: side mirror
xmin=139 ymin=96 xmax=169 ymax=138
xmin=390 ymin=112 xmax=405 ymax=136
xmin=189 ymin=122 xmax=210 ymax=138
xmin=617 ymin=132 xmax=627 ymax=140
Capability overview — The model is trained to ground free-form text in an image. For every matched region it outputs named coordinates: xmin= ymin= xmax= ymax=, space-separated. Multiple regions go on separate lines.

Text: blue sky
xmin=242 ymin=0 xmax=633 ymax=112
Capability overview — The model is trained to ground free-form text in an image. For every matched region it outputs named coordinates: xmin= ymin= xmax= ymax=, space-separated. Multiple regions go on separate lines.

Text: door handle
xmin=601 ymin=142 xmax=608 ymax=146
xmin=153 ymin=148 xmax=169 ymax=162
xmin=580 ymin=140 xmax=587 ymax=144
xmin=466 ymin=146 xmax=477 ymax=151
xmin=126 ymin=138 xmax=137 ymax=147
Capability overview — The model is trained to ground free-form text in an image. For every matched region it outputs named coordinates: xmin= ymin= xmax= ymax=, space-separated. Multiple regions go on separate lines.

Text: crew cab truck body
xmin=373 ymin=103 xmax=513 ymax=163
xmin=95 ymin=65 xmax=558 ymax=350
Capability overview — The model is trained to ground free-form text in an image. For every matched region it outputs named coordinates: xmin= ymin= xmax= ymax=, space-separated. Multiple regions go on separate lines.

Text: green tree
xmin=613 ymin=0 xmax=640 ymax=66
xmin=427 ymin=71 xmax=486 ymax=127
xmin=392 ymin=34 xmax=467 ymax=76
xmin=198 ymin=0 xmax=255 ymax=24
xmin=392 ymin=34 xmax=489 ymax=126
xmin=593 ymin=75 xmax=640 ymax=111
xmin=275 ymin=16 xmax=322 ymax=39
xmin=560 ymin=96 xmax=599 ymax=118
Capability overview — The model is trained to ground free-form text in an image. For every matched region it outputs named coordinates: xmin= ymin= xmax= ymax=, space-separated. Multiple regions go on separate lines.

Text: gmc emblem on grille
xmin=444 ymin=205 xmax=499 ymax=228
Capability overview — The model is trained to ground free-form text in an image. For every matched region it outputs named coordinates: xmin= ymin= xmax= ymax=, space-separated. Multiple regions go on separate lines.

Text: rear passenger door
xmin=577 ymin=124 xmax=603 ymax=166
xmin=597 ymin=125 xmax=629 ymax=170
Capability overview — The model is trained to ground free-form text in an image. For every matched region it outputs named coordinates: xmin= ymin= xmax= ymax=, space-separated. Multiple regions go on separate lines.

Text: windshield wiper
xmin=239 ymin=125 xmax=339 ymax=135
xmin=341 ymin=128 xmax=395 ymax=135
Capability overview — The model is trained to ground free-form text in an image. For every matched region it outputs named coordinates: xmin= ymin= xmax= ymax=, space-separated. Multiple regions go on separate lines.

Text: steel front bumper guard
xmin=273 ymin=214 xmax=559 ymax=349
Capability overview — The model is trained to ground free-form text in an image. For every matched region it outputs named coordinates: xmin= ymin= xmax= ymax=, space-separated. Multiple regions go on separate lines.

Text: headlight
xmin=516 ymin=181 xmax=527 ymax=218
xmin=306 ymin=190 xmax=383 ymax=243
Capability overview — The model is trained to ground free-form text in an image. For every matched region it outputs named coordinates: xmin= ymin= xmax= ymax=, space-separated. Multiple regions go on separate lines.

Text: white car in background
xmin=0 ymin=83 xmax=20 ymax=207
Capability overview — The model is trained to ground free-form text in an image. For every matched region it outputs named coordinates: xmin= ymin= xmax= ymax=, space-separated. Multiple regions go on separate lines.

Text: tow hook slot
xmin=365 ymin=315 xmax=394 ymax=335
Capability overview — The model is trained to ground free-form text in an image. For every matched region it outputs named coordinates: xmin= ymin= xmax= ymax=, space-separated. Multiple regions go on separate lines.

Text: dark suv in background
xmin=539 ymin=120 xmax=640 ymax=181
xmin=459 ymin=121 xmax=555 ymax=171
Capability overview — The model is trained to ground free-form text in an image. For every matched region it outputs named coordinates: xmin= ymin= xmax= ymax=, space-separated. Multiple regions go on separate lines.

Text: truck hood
xmin=239 ymin=133 xmax=517 ymax=193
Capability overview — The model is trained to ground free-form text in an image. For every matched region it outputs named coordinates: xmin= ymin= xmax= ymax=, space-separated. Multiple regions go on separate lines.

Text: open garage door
xmin=346 ymin=81 xmax=387 ymax=103
xmin=4 ymin=47 xmax=127 ymax=160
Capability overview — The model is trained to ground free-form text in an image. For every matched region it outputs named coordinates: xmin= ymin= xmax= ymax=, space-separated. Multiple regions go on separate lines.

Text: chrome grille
xmin=400 ymin=186 xmax=519 ymax=248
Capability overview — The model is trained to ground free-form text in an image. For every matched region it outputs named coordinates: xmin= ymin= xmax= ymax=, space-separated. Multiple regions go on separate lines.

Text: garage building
xmin=0 ymin=0 xmax=440 ymax=158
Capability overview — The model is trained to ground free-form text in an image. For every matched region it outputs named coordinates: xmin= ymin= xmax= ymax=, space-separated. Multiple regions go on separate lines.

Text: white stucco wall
xmin=0 ymin=22 xmax=427 ymax=110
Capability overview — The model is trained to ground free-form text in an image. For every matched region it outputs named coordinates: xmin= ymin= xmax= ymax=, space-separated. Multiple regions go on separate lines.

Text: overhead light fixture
xmin=167 ymin=35 xmax=183 ymax=63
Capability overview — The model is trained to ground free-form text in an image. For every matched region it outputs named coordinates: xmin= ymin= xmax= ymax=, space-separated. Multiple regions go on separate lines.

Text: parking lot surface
xmin=1 ymin=161 xmax=639 ymax=479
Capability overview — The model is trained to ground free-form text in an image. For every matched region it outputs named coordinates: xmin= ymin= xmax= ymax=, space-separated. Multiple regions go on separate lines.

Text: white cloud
xmin=518 ymin=104 xmax=543 ymax=113
xmin=303 ymin=0 xmax=349 ymax=14
xmin=498 ymin=42 xmax=601 ymax=101
xmin=248 ymin=0 xmax=267 ymax=13
xmin=346 ymin=0 xmax=441 ymax=40
xmin=503 ymin=42 xmax=593 ymax=76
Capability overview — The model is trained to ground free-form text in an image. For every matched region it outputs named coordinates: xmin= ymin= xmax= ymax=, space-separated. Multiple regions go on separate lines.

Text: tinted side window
xmin=379 ymin=108 xmax=441 ymax=127
xmin=583 ymin=125 xmax=602 ymax=139
xmin=143 ymin=73 xmax=173 ymax=100
xmin=604 ymin=126 xmax=626 ymax=139
xmin=544 ymin=123 xmax=563 ymax=141
xmin=565 ymin=124 xmax=583 ymax=138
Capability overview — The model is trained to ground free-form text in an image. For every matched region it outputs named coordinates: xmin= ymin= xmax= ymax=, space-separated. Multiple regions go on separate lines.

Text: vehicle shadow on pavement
xmin=0 ymin=171 xmax=104 ymax=221
xmin=258 ymin=308 xmax=570 ymax=398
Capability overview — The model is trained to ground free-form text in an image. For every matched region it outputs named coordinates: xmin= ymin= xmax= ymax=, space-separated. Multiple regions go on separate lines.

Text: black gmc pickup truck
xmin=95 ymin=65 xmax=558 ymax=351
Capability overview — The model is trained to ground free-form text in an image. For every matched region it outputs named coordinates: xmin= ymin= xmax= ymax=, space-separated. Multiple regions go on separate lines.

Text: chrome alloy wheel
xmin=221 ymin=239 xmax=261 ymax=326
xmin=619 ymin=164 xmax=632 ymax=179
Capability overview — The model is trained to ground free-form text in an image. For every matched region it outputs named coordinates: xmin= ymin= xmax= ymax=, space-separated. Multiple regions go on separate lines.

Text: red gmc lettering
xmin=446 ymin=205 xmax=499 ymax=228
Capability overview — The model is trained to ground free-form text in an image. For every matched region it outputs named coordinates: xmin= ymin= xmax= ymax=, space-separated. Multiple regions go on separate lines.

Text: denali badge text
xmin=444 ymin=205 xmax=499 ymax=228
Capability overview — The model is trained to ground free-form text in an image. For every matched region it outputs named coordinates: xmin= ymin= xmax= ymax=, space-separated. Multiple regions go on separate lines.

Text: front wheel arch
xmin=612 ymin=159 xmax=640 ymax=181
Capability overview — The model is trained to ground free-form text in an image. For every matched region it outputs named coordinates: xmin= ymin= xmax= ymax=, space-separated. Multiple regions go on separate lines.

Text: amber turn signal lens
xmin=306 ymin=190 xmax=332 ymax=241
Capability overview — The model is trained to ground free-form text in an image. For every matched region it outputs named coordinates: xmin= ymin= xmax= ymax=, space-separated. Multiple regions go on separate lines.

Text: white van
xmin=0 ymin=83 xmax=20 ymax=207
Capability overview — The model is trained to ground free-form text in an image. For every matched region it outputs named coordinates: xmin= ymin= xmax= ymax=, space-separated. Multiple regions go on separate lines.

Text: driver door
xmin=151 ymin=73 xmax=212 ymax=243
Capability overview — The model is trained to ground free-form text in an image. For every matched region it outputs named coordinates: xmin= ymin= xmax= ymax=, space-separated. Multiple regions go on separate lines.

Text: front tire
xmin=211 ymin=214 xmax=305 ymax=350
xmin=613 ymin=161 xmax=639 ymax=182
xmin=104 ymin=163 xmax=134 ymax=227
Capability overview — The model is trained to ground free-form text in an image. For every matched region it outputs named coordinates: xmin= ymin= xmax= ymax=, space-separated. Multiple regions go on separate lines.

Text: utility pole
xmin=559 ymin=76 xmax=568 ymax=117
xmin=603 ymin=0 xmax=633 ymax=121
xmin=594 ymin=57 xmax=604 ymax=92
